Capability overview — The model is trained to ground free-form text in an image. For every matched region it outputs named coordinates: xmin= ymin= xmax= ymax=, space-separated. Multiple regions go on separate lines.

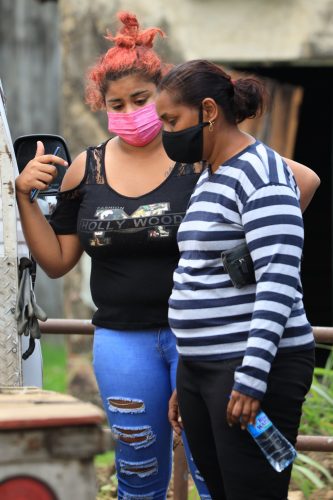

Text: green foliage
xmin=95 ymin=451 xmax=115 ymax=467
xmin=41 ymin=340 xmax=68 ymax=393
xmin=291 ymin=349 xmax=333 ymax=497
xmin=299 ymin=348 xmax=333 ymax=436
xmin=188 ymin=486 xmax=200 ymax=499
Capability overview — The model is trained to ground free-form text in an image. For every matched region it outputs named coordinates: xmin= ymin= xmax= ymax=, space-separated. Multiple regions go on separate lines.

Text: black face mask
xmin=162 ymin=110 xmax=209 ymax=164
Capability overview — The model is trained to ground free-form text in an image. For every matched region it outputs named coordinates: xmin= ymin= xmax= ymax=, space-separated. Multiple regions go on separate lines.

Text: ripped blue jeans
xmin=93 ymin=327 xmax=211 ymax=500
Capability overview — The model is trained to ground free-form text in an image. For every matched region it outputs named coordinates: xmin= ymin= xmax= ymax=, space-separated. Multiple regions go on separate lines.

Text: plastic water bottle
xmin=247 ymin=410 xmax=297 ymax=472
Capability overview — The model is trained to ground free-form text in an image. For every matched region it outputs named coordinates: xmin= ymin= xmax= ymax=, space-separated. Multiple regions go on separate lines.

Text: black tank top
xmin=50 ymin=140 xmax=204 ymax=329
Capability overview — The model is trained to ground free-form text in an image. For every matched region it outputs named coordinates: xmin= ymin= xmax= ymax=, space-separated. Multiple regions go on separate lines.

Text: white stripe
xmin=197 ymin=181 xmax=235 ymax=199
xmin=173 ymin=321 xmax=251 ymax=338
xmin=250 ymin=244 xmax=302 ymax=262
xmin=226 ymin=155 xmax=269 ymax=185
xmin=254 ymin=300 xmax=290 ymax=318
xmin=178 ymin=239 xmax=224 ymax=251
xmin=186 ymin=200 xmax=223 ymax=213
xmin=179 ymin=221 xmax=234 ymax=233
xmin=187 ymin=201 xmax=241 ymax=225
xmin=242 ymin=204 xmax=301 ymax=223
xmin=234 ymin=372 xmax=267 ymax=393
xmin=248 ymin=183 xmax=296 ymax=199
xmin=246 ymin=337 xmax=278 ymax=355
xmin=173 ymin=272 xmax=229 ymax=286
xmin=254 ymin=263 xmax=299 ymax=278
xmin=286 ymin=314 xmax=310 ymax=328
xmin=246 ymin=224 xmax=304 ymax=242
xmin=171 ymin=285 xmax=254 ymax=301
xmin=255 ymin=282 xmax=298 ymax=300
xmin=177 ymin=341 xmax=246 ymax=356
xmin=250 ymin=318 xmax=286 ymax=337
xmin=279 ymin=333 xmax=314 ymax=347
xmin=177 ymin=257 xmax=221 ymax=268
xmin=173 ymin=271 xmax=229 ymax=290
xmin=255 ymin=143 xmax=269 ymax=171
xmin=275 ymin=153 xmax=289 ymax=184
xmin=254 ymin=263 xmax=299 ymax=282
xmin=169 ymin=302 xmax=253 ymax=320
xmin=242 ymin=355 xmax=271 ymax=373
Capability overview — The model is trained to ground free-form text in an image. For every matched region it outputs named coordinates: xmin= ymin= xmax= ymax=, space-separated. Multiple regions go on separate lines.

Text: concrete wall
xmin=59 ymin=0 xmax=333 ymax=66
xmin=0 ymin=0 xmax=60 ymax=140
xmin=58 ymin=0 xmax=333 ymax=158
xmin=136 ymin=0 xmax=333 ymax=63
xmin=0 ymin=0 xmax=64 ymax=323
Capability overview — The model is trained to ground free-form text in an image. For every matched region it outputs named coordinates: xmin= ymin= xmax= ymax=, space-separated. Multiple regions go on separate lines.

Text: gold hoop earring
xmin=208 ymin=120 xmax=215 ymax=132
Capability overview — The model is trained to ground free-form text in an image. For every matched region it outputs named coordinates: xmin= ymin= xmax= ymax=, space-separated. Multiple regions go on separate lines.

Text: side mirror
xmin=13 ymin=134 xmax=72 ymax=197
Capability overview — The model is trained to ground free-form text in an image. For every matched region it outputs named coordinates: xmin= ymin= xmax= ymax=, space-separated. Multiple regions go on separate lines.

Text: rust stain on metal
xmin=4 ymin=144 xmax=12 ymax=161
xmin=7 ymin=180 xmax=14 ymax=195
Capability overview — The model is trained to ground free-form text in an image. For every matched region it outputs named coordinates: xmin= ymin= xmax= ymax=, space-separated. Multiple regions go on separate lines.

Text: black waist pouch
xmin=221 ymin=242 xmax=255 ymax=289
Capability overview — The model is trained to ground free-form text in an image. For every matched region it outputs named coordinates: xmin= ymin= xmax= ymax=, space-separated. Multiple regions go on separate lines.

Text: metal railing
xmin=39 ymin=319 xmax=333 ymax=453
xmin=39 ymin=321 xmax=333 ymax=344
xmin=39 ymin=320 xmax=333 ymax=499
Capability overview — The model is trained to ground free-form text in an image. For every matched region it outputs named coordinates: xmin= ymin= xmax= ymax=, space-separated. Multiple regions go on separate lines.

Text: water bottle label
xmin=247 ymin=411 xmax=273 ymax=438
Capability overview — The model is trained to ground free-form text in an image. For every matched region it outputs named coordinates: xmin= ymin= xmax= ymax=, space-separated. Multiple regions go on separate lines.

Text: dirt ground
xmin=289 ymin=452 xmax=333 ymax=500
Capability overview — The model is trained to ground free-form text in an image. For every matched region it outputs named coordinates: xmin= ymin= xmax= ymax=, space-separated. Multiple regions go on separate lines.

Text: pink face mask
xmin=107 ymin=102 xmax=162 ymax=147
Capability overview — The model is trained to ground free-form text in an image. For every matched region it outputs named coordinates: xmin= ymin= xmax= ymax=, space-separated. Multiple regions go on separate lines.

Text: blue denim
xmin=93 ymin=327 xmax=211 ymax=500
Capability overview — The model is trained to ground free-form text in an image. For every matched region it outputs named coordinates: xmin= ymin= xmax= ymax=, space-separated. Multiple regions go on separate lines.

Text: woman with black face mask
xmin=156 ymin=60 xmax=316 ymax=500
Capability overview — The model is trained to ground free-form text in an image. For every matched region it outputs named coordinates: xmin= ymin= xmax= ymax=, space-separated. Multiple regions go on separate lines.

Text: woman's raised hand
xmin=15 ymin=140 xmax=68 ymax=196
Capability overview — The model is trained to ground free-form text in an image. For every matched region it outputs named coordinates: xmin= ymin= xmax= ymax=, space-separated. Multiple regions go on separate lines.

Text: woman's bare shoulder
xmin=60 ymin=150 xmax=87 ymax=191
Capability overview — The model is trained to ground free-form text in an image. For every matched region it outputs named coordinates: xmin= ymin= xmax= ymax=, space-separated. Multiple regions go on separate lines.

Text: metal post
xmin=173 ymin=439 xmax=189 ymax=500
xmin=0 ymin=80 xmax=22 ymax=386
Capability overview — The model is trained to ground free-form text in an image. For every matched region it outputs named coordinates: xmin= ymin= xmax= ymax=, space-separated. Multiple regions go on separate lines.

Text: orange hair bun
xmin=86 ymin=11 xmax=167 ymax=110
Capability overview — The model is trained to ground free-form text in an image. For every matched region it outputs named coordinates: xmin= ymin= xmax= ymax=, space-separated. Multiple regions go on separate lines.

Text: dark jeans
xmin=177 ymin=349 xmax=315 ymax=500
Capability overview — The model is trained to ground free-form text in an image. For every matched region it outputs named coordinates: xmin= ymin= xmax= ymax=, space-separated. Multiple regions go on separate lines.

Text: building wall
xmin=60 ymin=0 xmax=333 ymax=65
xmin=0 ymin=0 xmax=60 ymax=140
xmin=0 ymin=0 xmax=64 ymax=321
xmin=58 ymin=0 xmax=333 ymax=157
xmin=139 ymin=0 xmax=333 ymax=63
xmin=2 ymin=0 xmax=333 ymax=155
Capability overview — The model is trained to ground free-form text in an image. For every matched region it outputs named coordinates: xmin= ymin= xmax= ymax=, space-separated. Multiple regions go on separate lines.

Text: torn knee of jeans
xmin=119 ymin=458 xmax=158 ymax=478
xmin=107 ymin=396 xmax=145 ymax=413
xmin=119 ymin=492 xmax=155 ymax=500
xmin=112 ymin=425 xmax=156 ymax=449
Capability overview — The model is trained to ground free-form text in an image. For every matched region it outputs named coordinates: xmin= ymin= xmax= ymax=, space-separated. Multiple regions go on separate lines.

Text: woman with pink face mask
xmin=15 ymin=12 xmax=320 ymax=500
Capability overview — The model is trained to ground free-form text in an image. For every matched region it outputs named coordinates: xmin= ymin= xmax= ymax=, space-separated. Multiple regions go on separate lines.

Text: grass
xmin=188 ymin=486 xmax=200 ymax=499
xmin=94 ymin=451 xmax=115 ymax=467
xmin=291 ymin=348 xmax=333 ymax=498
xmin=41 ymin=340 xmax=68 ymax=393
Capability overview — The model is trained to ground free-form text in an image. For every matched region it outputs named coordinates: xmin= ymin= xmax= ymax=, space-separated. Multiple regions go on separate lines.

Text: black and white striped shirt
xmin=168 ymin=140 xmax=314 ymax=400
